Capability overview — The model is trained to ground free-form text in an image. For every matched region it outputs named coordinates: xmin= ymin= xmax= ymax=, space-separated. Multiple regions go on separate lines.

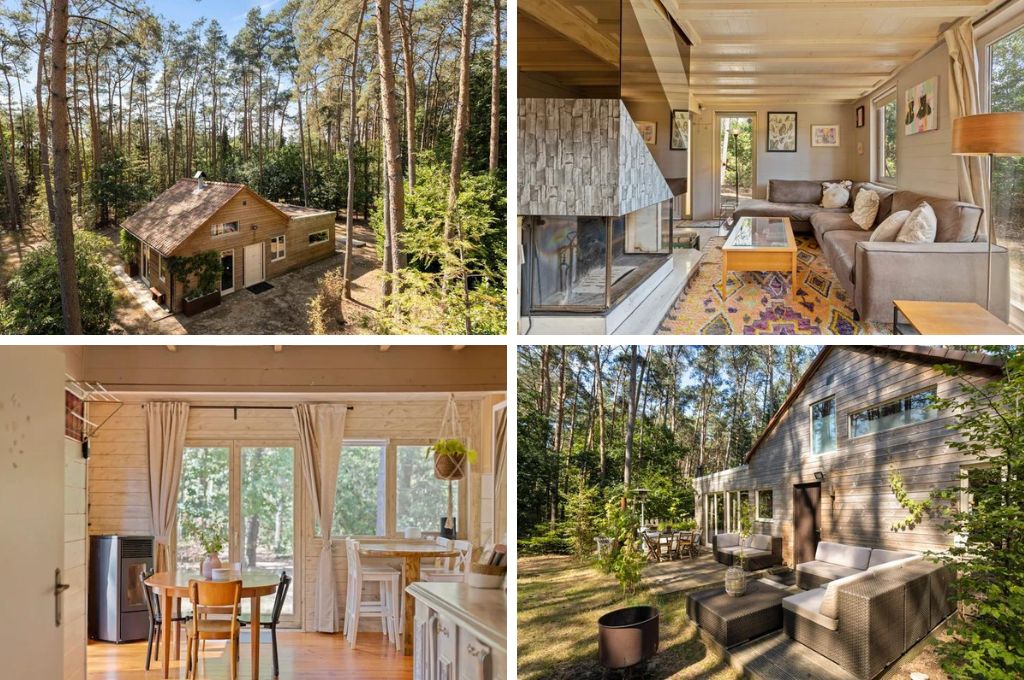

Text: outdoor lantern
xmin=813 ymin=470 xmax=825 ymax=481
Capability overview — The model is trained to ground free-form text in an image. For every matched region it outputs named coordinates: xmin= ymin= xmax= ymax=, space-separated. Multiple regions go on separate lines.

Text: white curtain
xmin=945 ymin=17 xmax=991 ymax=237
xmin=493 ymin=406 xmax=507 ymax=543
xmin=294 ymin=403 xmax=348 ymax=632
xmin=145 ymin=402 xmax=190 ymax=572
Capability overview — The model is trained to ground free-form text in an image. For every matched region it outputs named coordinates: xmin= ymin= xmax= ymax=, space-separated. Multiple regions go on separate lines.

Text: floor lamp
xmin=952 ymin=111 xmax=1024 ymax=310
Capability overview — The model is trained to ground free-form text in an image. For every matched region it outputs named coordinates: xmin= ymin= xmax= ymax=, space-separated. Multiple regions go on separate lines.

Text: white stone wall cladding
xmin=517 ymin=98 xmax=671 ymax=217
xmin=618 ymin=101 xmax=673 ymax=215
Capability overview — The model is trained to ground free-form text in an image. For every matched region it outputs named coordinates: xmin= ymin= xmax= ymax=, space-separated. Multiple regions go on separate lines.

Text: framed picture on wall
xmin=670 ymin=110 xmax=690 ymax=150
xmin=635 ymin=120 xmax=657 ymax=145
xmin=905 ymin=76 xmax=938 ymax=135
xmin=856 ymin=105 xmax=865 ymax=128
xmin=767 ymin=111 xmax=797 ymax=152
xmin=811 ymin=124 xmax=841 ymax=147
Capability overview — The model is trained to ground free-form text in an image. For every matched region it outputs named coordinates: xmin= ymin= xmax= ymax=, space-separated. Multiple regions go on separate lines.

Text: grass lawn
xmin=517 ymin=555 xmax=738 ymax=679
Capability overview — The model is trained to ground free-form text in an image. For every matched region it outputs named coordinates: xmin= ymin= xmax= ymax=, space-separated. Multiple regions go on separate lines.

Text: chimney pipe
xmin=194 ymin=170 xmax=207 ymax=190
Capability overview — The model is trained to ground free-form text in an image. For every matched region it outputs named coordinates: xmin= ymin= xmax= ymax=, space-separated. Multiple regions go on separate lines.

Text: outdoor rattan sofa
xmin=712 ymin=533 xmax=783 ymax=571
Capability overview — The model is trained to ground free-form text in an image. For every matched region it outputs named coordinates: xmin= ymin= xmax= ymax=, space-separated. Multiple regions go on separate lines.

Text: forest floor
xmin=518 ymin=554 xmax=950 ymax=680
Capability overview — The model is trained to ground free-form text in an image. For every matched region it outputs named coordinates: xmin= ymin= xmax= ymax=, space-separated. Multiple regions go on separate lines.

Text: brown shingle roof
xmin=122 ymin=179 xmax=248 ymax=256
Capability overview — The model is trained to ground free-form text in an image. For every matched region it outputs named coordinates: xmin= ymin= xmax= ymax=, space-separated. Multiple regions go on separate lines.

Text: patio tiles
xmin=726 ymin=630 xmax=857 ymax=680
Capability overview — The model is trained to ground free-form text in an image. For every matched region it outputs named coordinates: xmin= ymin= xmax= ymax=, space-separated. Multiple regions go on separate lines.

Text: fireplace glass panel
xmin=526 ymin=216 xmax=610 ymax=311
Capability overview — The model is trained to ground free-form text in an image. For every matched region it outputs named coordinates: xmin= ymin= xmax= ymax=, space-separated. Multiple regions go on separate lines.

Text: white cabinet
xmin=409 ymin=582 xmax=506 ymax=680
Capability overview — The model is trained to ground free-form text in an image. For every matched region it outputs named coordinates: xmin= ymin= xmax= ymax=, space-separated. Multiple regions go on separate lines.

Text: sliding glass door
xmin=175 ymin=441 xmax=300 ymax=625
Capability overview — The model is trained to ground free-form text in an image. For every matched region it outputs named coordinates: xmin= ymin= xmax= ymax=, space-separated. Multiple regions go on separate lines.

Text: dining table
xmin=144 ymin=571 xmax=279 ymax=680
xmin=359 ymin=541 xmax=458 ymax=655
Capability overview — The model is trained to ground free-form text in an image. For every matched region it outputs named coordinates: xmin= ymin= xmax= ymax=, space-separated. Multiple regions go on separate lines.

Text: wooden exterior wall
xmin=694 ymin=348 xmax=998 ymax=566
xmin=266 ymin=212 xmax=336 ymax=280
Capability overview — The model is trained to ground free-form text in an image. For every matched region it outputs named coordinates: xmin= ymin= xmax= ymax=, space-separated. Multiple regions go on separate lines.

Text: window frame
xmin=848 ymin=386 xmax=937 ymax=440
xmin=809 ymin=395 xmax=838 ymax=455
xmin=158 ymin=255 xmax=166 ymax=283
xmin=322 ymin=438 xmax=468 ymax=540
xmin=211 ymin=221 xmax=240 ymax=238
xmin=308 ymin=230 xmax=329 ymax=246
xmin=270 ymin=235 xmax=287 ymax=262
xmin=873 ymin=88 xmax=898 ymax=185
xmin=755 ymin=489 xmax=774 ymax=521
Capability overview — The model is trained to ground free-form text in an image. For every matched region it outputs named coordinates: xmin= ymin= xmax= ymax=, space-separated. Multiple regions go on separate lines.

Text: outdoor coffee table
xmin=721 ymin=216 xmax=797 ymax=293
xmin=686 ymin=581 xmax=786 ymax=648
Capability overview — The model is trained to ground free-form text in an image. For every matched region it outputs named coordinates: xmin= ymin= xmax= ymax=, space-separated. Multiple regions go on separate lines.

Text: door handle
xmin=55 ymin=568 xmax=71 ymax=627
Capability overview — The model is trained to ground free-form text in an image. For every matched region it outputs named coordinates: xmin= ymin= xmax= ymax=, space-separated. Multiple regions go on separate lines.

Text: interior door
xmin=793 ymin=482 xmax=821 ymax=565
xmin=243 ymin=243 xmax=264 ymax=288
xmin=0 ymin=348 xmax=65 ymax=678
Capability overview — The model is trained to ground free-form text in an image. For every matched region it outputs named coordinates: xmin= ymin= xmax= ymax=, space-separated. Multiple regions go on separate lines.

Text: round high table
xmin=359 ymin=542 xmax=457 ymax=655
xmin=144 ymin=571 xmax=279 ymax=680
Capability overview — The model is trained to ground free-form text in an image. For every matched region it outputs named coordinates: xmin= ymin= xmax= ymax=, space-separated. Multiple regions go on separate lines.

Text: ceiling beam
xmin=696 ymin=34 xmax=937 ymax=47
xmin=518 ymin=0 xmax=619 ymax=66
xmin=680 ymin=0 xmax=989 ymax=15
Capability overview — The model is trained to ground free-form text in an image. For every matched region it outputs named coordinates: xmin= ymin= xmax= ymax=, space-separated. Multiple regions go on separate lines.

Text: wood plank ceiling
xmin=666 ymin=0 xmax=1000 ymax=104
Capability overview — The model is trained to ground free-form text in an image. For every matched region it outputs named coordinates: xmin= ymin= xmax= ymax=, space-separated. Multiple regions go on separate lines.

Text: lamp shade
xmin=952 ymin=112 xmax=1024 ymax=156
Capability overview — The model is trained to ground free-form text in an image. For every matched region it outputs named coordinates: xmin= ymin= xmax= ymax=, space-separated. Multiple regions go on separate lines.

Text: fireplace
xmin=89 ymin=535 xmax=154 ymax=643
xmin=522 ymin=198 xmax=672 ymax=314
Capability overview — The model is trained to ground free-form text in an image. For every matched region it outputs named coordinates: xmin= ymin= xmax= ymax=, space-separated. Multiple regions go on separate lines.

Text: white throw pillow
xmin=870 ymin=210 xmax=910 ymax=242
xmin=897 ymin=202 xmax=938 ymax=243
xmin=850 ymin=189 xmax=880 ymax=230
xmin=821 ymin=180 xmax=852 ymax=209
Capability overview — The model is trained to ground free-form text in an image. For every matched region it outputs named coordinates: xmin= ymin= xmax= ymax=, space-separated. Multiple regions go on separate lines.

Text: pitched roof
xmin=271 ymin=202 xmax=335 ymax=219
xmin=122 ymin=179 xmax=289 ymax=256
xmin=742 ymin=345 xmax=1005 ymax=465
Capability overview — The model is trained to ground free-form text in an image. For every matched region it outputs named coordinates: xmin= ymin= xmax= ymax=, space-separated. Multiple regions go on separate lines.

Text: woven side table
xmin=686 ymin=581 xmax=786 ymax=648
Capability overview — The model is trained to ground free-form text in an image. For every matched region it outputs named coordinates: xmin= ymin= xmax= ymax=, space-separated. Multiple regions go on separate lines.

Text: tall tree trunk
xmin=624 ymin=346 xmax=640 ymax=489
xmin=376 ymin=0 xmax=405 ymax=284
xmin=296 ymin=84 xmax=309 ymax=206
xmin=50 ymin=0 xmax=82 ymax=334
xmin=396 ymin=0 xmax=416 ymax=192
xmin=594 ymin=347 xmax=607 ymax=487
xmin=443 ymin=0 xmax=473 ymax=313
xmin=343 ymin=0 xmax=367 ymax=300
xmin=550 ymin=347 xmax=566 ymax=526
xmin=36 ymin=3 xmax=55 ymax=224
xmin=488 ymin=0 xmax=501 ymax=173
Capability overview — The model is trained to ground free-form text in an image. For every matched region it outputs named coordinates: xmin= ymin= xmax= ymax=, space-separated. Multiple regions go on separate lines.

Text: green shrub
xmin=168 ymin=250 xmax=222 ymax=301
xmin=565 ymin=475 xmax=601 ymax=559
xmin=518 ymin=525 xmax=572 ymax=556
xmin=118 ymin=229 xmax=139 ymax=265
xmin=0 ymin=230 xmax=115 ymax=334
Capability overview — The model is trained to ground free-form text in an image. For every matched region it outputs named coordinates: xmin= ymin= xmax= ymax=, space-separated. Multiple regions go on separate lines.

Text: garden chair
xmin=642 ymin=531 xmax=662 ymax=562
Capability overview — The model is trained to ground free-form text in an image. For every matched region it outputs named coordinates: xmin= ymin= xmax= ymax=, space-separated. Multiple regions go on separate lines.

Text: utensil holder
xmin=468 ymin=564 xmax=506 ymax=589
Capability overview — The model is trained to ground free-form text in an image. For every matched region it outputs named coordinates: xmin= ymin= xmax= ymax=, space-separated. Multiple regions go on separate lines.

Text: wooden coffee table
xmin=721 ymin=216 xmax=797 ymax=293
xmin=686 ymin=581 xmax=786 ymax=648
xmin=892 ymin=300 xmax=1019 ymax=335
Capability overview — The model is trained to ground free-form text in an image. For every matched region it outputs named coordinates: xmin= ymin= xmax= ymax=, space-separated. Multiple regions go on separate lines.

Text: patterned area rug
xmin=658 ymin=235 xmax=886 ymax=335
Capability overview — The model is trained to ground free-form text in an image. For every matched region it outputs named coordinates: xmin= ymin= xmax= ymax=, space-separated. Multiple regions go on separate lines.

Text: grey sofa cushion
xmin=751 ymin=534 xmax=771 ymax=551
xmin=716 ymin=533 xmax=739 ymax=548
xmin=770 ymin=179 xmax=837 ymax=204
xmin=795 ymin=560 xmax=864 ymax=583
xmin=815 ymin=541 xmax=873 ymax=570
xmin=734 ymin=200 xmax=822 ymax=222
xmin=891 ymin=191 xmax=982 ymax=243
xmin=820 ymin=230 xmax=871 ymax=292
xmin=782 ymin=587 xmax=839 ymax=631
xmin=720 ymin=546 xmax=771 ymax=558
xmin=811 ymin=211 xmax=861 ymax=239
xmin=820 ymin=570 xmax=875 ymax=618
xmin=867 ymin=548 xmax=920 ymax=568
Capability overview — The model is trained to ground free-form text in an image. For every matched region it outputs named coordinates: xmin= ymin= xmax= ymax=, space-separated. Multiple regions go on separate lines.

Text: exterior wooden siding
xmin=694 ymin=347 xmax=998 ymax=566
xmin=266 ymin=212 xmax=337 ymax=280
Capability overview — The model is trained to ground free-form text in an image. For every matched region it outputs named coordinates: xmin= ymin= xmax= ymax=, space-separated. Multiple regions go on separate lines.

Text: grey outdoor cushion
xmin=891 ymin=191 xmax=983 ymax=243
xmin=782 ymin=587 xmax=839 ymax=631
xmin=869 ymin=555 xmax=922 ymax=575
xmin=717 ymin=533 xmax=739 ymax=548
xmin=795 ymin=560 xmax=864 ymax=583
xmin=751 ymin=534 xmax=771 ymax=551
xmin=867 ymin=548 xmax=920 ymax=568
xmin=820 ymin=570 xmax=875 ymax=618
xmin=811 ymin=211 xmax=861 ymax=238
xmin=719 ymin=546 xmax=771 ymax=559
xmin=815 ymin=541 xmax=873 ymax=570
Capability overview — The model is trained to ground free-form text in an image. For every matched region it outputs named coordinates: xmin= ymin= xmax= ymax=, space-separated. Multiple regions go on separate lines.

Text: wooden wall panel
xmin=696 ymin=347 xmax=998 ymax=565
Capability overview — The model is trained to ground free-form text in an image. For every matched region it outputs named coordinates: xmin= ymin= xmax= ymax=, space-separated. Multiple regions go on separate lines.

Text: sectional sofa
xmin=711 ymin=532 xmax=783 ymax=571
xmin=783 ymin=541 xmax=954 ymax=679
xmin=732 ymin=179 xmax=1010 ymax=323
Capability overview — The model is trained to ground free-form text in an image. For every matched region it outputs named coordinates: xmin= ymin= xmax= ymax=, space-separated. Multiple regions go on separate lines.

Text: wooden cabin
xmin=121 ymin=177 xmax=336 ymax=312
xmin=693 ymin=346 xmax=1004 ymax=566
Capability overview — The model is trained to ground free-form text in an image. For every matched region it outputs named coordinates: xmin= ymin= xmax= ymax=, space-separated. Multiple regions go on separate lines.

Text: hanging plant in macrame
xmin=430 ymin=394 xmax=478 ymax=530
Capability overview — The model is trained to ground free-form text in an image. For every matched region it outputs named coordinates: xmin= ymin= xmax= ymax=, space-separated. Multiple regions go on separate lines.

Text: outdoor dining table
xmin=144 ymin=571 xmax=279 ymax=680
xmin=359 ymin=541 xmax=458 ymax=655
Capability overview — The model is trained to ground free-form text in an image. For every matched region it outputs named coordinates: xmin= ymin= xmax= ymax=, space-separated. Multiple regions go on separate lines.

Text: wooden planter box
xmin=182 ymin=290 xmax=221 ymax=317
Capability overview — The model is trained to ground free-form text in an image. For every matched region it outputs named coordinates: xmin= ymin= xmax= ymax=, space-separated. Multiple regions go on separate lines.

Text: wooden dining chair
xmin=239 ymin=571 xmax=291 ymax=677
xmin=186 ymin=579 xmax=242 ymax=680
xmin=139 ymin=568 xmax=191 ymax=670
xmin=642 ymin=531 xmax=661 ymax=562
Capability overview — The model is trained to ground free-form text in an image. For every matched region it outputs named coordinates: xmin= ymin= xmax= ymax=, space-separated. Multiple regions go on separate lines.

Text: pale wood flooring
xmin=87 ymin=631 xmax=411 ymax=680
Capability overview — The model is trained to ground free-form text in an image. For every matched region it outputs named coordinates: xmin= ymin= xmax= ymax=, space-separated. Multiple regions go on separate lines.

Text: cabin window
xmin=850 ymin=387 xmax=936 ymax=438
xmin=308 ymin=230 xmax=329 ymax=245
xmin=211 ymin=221 xmax=239 ymax=237
xmin=874 ymin=88 xmax=898 ymax=184
xmin=756 ymin=489 xmax=773 ymax=520
xmin=270 ymin=235 xmax=286 ymax=262
xmin=810 ymin=396 xmax=837 ymax=454
xmin=158 ymin=256 xmax=166 ymax=282
xmin=957 ymin=463 xmax=1002 ymax=548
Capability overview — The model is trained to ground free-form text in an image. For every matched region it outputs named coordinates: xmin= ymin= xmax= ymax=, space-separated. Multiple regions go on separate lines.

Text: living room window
xmin=874 ymin=90 xmax=898 ymax=184
xmin=810 ymin=396 xmax=837 ymax=454
xmin=849 ymin=387 xmax=936 ymax=438
xmin=270 ymin=235 xmax=286 ymax=262
xmin=756 ymin=489 xmax=773 ymax=521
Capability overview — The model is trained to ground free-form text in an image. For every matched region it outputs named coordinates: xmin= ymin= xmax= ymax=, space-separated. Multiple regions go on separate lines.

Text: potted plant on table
xmin=184 ymin=518 xmax=226 ymax=579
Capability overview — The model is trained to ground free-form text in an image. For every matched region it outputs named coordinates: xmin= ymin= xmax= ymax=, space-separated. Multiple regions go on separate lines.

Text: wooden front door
xmin=793 ymin=482 xmax=821 ymax=565
xmin=243 ymin=242 xmax=264 ymax=288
